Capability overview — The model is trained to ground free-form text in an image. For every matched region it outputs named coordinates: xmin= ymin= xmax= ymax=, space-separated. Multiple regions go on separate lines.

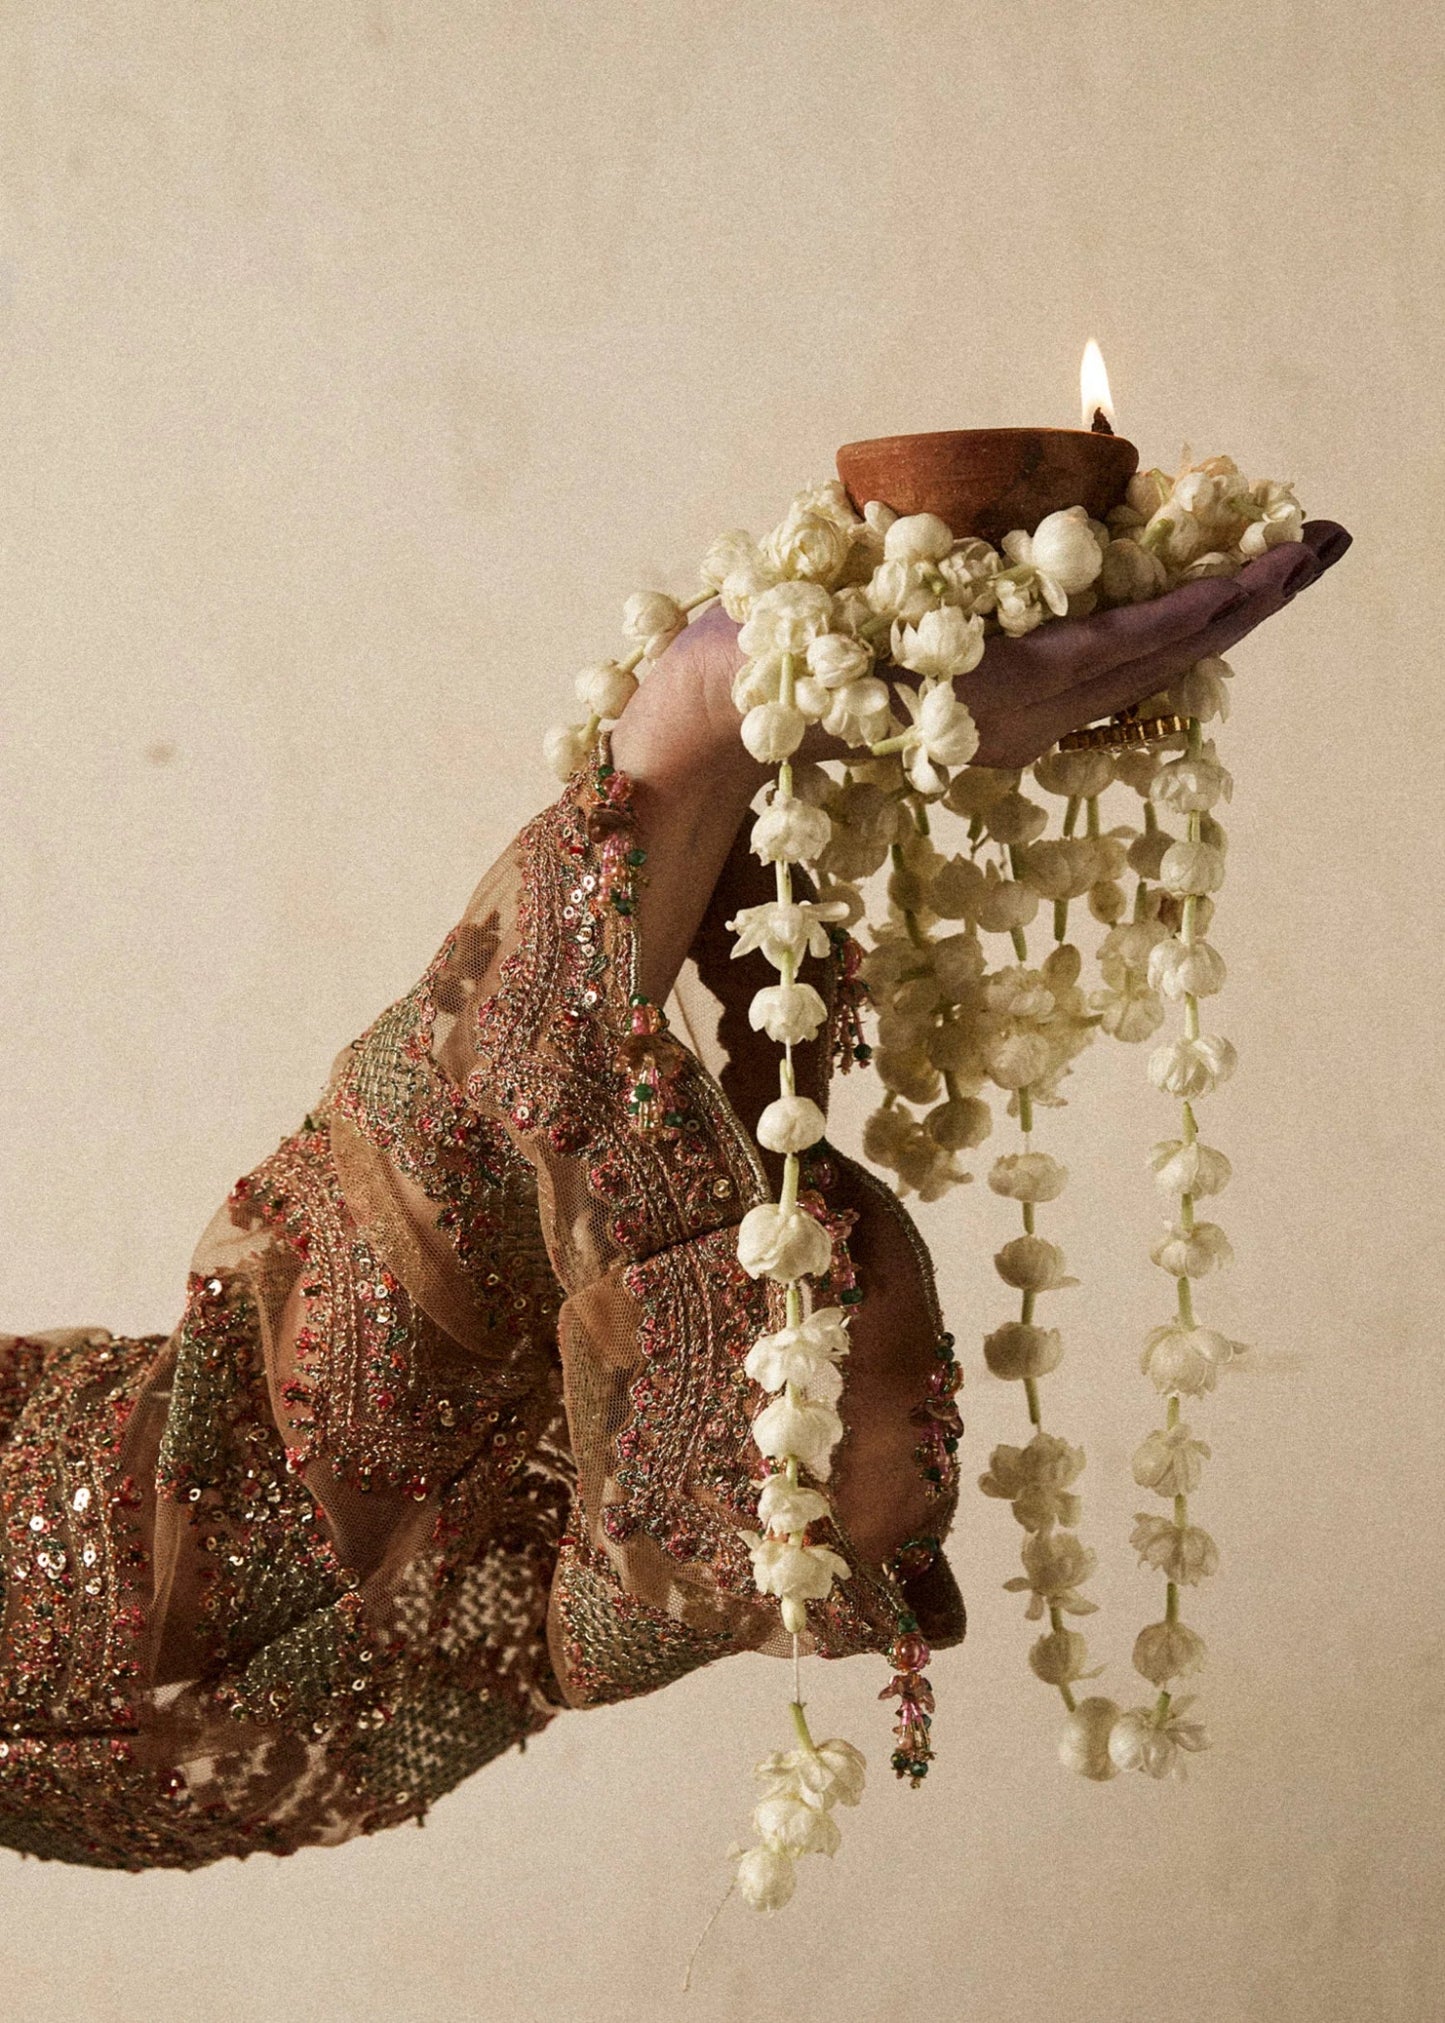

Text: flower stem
xmin=790 ymin=1699 xmax=818 ymax=1755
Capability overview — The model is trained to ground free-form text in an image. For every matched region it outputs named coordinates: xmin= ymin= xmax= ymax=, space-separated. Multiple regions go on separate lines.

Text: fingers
xmin=1115 ymin=526 xmax=1346 ymax=686
xmin=1301 ymin=519 xmax=1352 ymax=570
xmin=969 ymin=575 xmax=1251 ymax=712
xmin=977 ymin=524 xmax=1353 ymax=767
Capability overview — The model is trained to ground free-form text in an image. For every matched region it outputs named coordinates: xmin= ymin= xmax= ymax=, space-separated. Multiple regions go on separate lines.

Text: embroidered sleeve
xmin=426 ymin=759 xmax=964 ymax=1708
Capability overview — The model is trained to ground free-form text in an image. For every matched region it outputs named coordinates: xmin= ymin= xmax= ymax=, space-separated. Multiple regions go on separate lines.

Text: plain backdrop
xmin=0 ymin=4 xmax=1441 ymax=2020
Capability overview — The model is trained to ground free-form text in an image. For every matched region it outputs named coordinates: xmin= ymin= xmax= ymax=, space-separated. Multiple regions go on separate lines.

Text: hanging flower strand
xmin=977 ymin=765 xmax=1103 ymax=1734
xmin=1105 ymin=711 xmax=1239 ymax=1777
xmin=538 ymin=451 xmax=1303 ymax=1902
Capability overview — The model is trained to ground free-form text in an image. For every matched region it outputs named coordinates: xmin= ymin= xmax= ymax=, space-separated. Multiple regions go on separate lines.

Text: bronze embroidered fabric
xmin=0 ymin=762 xmax=962 ymax=1870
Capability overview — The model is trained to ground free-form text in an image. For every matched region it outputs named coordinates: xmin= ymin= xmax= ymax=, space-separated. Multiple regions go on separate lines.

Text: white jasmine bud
xmin=741 ymin=701 xmax=805 ymax=763
xmin=748 ymin=983 xmax=828 ymax=1047
xmin=1107 ymin=1703 xmax=1210 ymax=1778
xmin=1004 ymin=1531 xmax=1097 ymax=1615
xmin=751 ymin=793 xmax=832 ymax=866
xmin=729 ymin=898 xmax=845 ymax=968
xmin=1148 ymin=937 xmax=1227 ymax=1000
xmin=1030 ymin=1628 xmax=1093 ymax=1685
xmin=764 ymin=505 xmax=854 ymax=587
xmin=1147 ymin=1035 xmax=1237 ymax=1099
xmin=988 ymin=1152 xmax=1068 ymax=1202
xmin=974 ymin=868 xmax=1041 ymax=934
xmin=756 ymin=1094 xmax=827 ymax=1156
xmin=573 ymin=660 xmax=639 ymax=719
xmin=750 ymin=1395 xmax=846 ymax=1481
xmin=756 ymin=1475 xmax=831 ymax=1536
xmin=621 ymin=590 xmax=686 ymax=659
xmin=745 ymin=1308 xmax=848 ymax=1396
xmin=978 ymin=1432 xmax=1085 ymax=1531
xmin=737 ymin=580 xmax=835 ymax=657
xmin=1032 ymin=748 xmax=1115 ymax=798
xmin=1059 ymin=1697 xmax=1121 ymax=1781
xmin=1149 ymin=1221 xmax=1233 ymax=1279
xmin=925 ymin=1095 xmax=992 ymax=1151
xmin=1150 ymin=753 xmax=1232 ymax=814
xmin=745 ymin=1529 xmax=849 ymax=1599
xmin=883 ymin=512 xmax=955 ymax=564
xmin=737 ymin=1204 xmax=832 ymax=1284
xmin=1139 ymin=1322 xmax=1243 ymax=1396
xmin=805 ymin=631 xmax=874 ymax=687
xmin=985 ymin=1032 xmax=1055 ymax=1090
xmin=1159 ymin=839 xmax=1226 ymax=896
xmin=1132 ymin=1620 xmax=1207 ymax=1687
xmin=734 ymin=1844 xmax=796 ymax=1911
xmin=1026 ymin=506 xmax=1106 ymax=595
xmin=983 ymin=1321 xmax=1064 ymax=1381
xmin=891 ymin=606 xmax=986 ymax=682
xmin=701 ymin=529 xmax=764 ymax=590
xmin=1169 ymin=655 xmax=1233 ymax=723
xmin=1147 ymin=1138 xmax=1232 ymax=1198
xmin=753 ymin=1791 xmax=841 ymax=1858
xmin=1132 ymin=1422 xmax=1211 ymax=1497
xmin=1129 ymin=1514 xmax=1220 ymax=1584
xmin=544 ymin=723 xmax=592 ymax=781
xmin=993 ymin=1235 xmax=1077 ymax=1292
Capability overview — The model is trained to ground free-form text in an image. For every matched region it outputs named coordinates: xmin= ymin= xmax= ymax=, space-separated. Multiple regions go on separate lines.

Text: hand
xmin=615 ymin=518 xmax=1351 ymax=784
xmin=964 ymin=518 xmax=1351 ymax=767
xmin=607 ymin=519 xmax=1350 ymax=1001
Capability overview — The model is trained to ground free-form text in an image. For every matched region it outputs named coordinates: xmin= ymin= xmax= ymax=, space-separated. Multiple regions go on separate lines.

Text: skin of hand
xmin=609 ymin=518 xmax=1350 ymax=1002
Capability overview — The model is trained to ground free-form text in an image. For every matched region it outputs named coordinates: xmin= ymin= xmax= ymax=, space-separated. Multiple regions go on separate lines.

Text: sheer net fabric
xmin=0 ymin=762 xmax=962 ymax=1870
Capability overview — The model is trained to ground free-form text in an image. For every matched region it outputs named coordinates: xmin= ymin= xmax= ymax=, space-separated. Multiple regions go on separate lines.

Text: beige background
xmin=0 ymin=3 xmax=1441 ymax=2019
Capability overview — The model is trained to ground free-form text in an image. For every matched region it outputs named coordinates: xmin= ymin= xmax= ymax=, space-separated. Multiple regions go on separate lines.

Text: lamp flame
xmin=1080 ymin=339 xmax=1114 ymax=429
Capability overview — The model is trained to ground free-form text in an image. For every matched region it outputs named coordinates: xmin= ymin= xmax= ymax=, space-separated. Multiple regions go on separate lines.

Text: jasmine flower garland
xmin=542 ymin=451 xmax=1302 ymax=1903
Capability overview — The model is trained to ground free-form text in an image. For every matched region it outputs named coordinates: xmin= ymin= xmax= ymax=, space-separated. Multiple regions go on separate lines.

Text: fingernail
xmin=1315 ymin=528 xmax=1352 ymax=568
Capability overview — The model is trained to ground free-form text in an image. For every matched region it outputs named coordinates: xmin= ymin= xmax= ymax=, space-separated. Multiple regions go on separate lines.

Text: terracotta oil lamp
xmin=834 ymin=423 xmax=1138 ymax=549
xmin=835 ymin=345 xmax=1183 ymax=749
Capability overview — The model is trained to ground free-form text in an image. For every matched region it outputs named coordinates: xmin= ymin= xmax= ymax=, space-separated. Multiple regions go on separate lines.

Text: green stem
xmin=790 ymin=1700 xmax=818 ymax=1754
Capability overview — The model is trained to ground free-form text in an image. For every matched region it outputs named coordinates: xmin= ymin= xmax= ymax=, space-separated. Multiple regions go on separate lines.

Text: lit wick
xmin=1080 ymin=338 xmax=1116 ymax=436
